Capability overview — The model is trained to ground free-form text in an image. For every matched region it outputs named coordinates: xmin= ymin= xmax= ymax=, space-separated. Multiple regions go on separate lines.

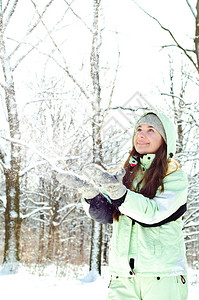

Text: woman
xmin=57 ymin=112 xmax=188 ymax=300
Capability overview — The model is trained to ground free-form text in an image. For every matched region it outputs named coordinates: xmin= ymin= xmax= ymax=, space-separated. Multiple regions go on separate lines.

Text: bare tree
xmin=0 ymin=0 xmax=56 ymax=273
xmin=194 ymin=1 xmax=199 ymax=70
xmin=132 ymin=0 xmax=199 ymax=74
xmin=0 ymin=0 xmax=22 ymax=273
xmin=88 ymin=0 xmax=103 ymax=275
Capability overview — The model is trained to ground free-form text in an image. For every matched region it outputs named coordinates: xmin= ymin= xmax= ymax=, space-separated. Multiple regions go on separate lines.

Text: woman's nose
xmin=137 ymin=130 xmax=145 ymax=138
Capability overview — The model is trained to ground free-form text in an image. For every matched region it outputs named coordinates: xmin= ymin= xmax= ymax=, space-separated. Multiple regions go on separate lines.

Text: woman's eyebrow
xmin=137 ymin=125 xmax=155 ymax=128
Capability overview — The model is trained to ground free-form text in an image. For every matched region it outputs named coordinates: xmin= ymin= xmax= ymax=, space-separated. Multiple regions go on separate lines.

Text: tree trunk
xmin=3 ymin=89 xmax=21 ymax=273
xmin=47 ymin=187 xmax=60 ymax=261
xmin=4 ymin=167 xmax=21 ymax=272
xmin=0 ymin=8 xmax=21 ymax=273
xmin=195 ymin=1 xmax=199 ymax=70
xmin=89 ymin=0 xmax=103 ymax=276
xmin=37 ymin=178 xmax=45 ymax=263
xmin=89 ymin=220 xmax=102 ymax=274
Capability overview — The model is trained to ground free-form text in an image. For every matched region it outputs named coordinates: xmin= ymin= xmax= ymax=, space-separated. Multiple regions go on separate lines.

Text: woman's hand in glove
xmin=82 ymin=164 xmax=126 ymax=200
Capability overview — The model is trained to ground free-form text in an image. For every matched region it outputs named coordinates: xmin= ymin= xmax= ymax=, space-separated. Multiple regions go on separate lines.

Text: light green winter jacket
xmin=109 ymin=112 xmax=188 ymax=277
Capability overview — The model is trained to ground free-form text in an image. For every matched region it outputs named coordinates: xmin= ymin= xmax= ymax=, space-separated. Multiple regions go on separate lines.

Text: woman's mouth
xmin=137 ymin=141 xmax=149 ymax=145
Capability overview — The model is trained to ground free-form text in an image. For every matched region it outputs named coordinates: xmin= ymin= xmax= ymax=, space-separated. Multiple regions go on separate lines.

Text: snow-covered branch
xmin=19 ymin=160 xmax=47 ymax=176
xmin=186 ymin=0 xmax=197 ymax=18
xmin=20 ymin=206 xmax=51 ymax=220
xmin=105 ymin=106 xmax=150 ymax=112
xmin=30 ymin=0 xmax=90 ymax=101
xmin=64 ymin=0 xmax=92 ymax=33
xmin=21 ymin=190 xmax=50 ymax=201
xmin=160 ymin=93 xmax=187 ymax=104
xmin=0 ymin=136 xmax=68 ymax=173
xmin=3 ymin=0 xmax=18 ymax=29
xmin=132 ymin=0 xmax=199 ymax=73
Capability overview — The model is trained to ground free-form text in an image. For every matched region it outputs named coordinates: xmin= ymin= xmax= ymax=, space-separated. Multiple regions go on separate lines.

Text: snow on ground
xmin=0 ymin=265 xmax=198 ymax=299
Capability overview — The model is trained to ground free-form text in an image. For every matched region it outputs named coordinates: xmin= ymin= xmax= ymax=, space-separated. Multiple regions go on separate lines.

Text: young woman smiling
xmin=56 ymin=112 xmax=188 ymax=300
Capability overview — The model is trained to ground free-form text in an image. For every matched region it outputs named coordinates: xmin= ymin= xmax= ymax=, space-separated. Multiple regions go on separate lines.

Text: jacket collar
xmin=140 ymin=154 xmax=155 ymax=170
xmin=129 ymin=154 xmax=155 ymax=170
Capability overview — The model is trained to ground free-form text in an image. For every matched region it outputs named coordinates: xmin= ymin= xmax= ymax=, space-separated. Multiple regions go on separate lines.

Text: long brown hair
xmin=113 ymin=141 xmax=168 ymax=221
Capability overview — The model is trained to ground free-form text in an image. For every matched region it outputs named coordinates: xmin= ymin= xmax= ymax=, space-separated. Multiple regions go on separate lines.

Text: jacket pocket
xmin=176 ymin=275 xmax=188 ymax=300
xmin=108 ymin=275 xmax=120 ymax=289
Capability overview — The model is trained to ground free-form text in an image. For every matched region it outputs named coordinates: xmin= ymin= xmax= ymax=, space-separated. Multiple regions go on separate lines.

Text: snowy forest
xmin=0 ymin=0 xmax=199 ymax=297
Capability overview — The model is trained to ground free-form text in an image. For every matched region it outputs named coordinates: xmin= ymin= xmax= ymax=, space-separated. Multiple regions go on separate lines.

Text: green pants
xmin=107 ymin=275 xmax=188 ymax=300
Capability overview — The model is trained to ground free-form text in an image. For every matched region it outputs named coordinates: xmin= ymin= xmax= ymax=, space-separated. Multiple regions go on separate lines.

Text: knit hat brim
xmin=136 ymin=113 xmax=167 ymax=143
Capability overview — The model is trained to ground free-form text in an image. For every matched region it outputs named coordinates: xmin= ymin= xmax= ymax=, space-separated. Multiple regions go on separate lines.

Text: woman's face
xmin=134 ymin=124 xmax=163 ymax=154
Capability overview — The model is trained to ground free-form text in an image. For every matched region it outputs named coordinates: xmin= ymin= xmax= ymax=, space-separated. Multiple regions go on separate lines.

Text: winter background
xmin=0 ymin=0 xmax=199 ymax=299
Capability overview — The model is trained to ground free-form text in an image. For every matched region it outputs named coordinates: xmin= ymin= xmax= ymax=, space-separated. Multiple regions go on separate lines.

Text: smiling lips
xmin=137 ymin=141 xmax=149 ymax=145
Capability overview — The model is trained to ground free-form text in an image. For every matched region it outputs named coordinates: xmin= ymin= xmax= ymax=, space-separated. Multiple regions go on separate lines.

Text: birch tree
xmin=88 ymin=0 xmax=103 ymax=275
xmin=0 ymin=0 xmax=22 ymax=273
xmin=0 ymin=0 xmax=56 ymax=273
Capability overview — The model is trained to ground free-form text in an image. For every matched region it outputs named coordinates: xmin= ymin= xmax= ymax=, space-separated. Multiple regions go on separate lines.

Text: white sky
xmin=1 ymin=0 xmax=198 ymax=116
xmin=103 ymin=0 xmax=196 ymax=106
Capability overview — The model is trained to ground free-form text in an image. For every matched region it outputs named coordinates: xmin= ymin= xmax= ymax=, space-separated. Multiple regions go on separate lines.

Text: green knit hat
xmin=136 ymin=113 xmax=167 ymax=143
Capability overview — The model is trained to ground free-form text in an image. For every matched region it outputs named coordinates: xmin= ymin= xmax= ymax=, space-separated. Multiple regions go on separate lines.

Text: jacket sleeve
xmin=81 ymin=193 xmax=126 ymax=224
xmin=119 ymin=168 xmax=188 ymax=225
